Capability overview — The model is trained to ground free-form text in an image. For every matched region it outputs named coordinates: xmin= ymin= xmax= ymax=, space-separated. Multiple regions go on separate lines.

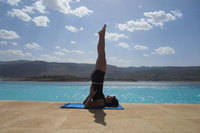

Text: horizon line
xmin=0 ymin=59 xmax=200 ymax=68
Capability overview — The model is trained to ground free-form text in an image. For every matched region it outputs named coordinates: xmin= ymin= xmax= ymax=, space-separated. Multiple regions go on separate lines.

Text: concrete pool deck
xmin=0 ymin=100 xmax=200 ymax=133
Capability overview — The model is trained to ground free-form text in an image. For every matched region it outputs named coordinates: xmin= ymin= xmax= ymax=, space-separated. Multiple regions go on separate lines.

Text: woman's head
xmin=105 ymin=96 xmax=119 ymax=107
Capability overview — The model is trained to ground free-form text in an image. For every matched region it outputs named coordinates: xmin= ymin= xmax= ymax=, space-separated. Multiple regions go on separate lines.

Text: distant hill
xmin=0 ymin=60 xmax=200 ymax=81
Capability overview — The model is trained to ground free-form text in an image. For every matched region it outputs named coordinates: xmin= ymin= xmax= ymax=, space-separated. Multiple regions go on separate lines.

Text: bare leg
xmin=95 ymin=24 xmax=106 ymax=72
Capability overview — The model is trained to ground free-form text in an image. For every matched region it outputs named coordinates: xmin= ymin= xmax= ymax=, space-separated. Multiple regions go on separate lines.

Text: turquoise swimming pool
xmin=0 ymin=81 xmax=200 ymax=103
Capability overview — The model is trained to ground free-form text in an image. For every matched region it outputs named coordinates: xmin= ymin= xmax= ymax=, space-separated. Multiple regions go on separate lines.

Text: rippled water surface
xmin=0 ymin=81 xmax=200 ymax=103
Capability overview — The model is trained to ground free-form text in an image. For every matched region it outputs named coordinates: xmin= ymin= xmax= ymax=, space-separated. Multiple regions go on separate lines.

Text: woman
xmin=83 ymin=24 xmax=119 ymax=108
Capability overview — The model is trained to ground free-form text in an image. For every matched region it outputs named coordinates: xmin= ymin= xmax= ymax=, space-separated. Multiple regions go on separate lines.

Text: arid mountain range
xmin=0 ymin=60 xmax=200 ymax=81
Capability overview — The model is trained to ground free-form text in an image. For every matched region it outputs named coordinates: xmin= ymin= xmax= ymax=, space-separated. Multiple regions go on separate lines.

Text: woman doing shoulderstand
xmin=83 ymin=24 xmax=119 ymax=108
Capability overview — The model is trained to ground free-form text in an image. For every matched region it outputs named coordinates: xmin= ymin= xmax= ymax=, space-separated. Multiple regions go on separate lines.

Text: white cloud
xmin=55 ymin=46 xmax=61 ymax=49
xmin=70 ymin=6 xmax=93 ymax=17
xmin=58 ymin=48 xmax=83 ymax=54
xmin=65 ymin=25 xmax=80 ymax=32
xmin=37 ymin=53 xmax=94 ymax=64
xmin=21 ymin=0 xmax=46 ymax=14
xmin=0 ymin=41 xmax=8 ymax=45
xmin=80 ymin=27 xmax=84 ymax=31
xmin=42 ymin=0 xmax=71 ymax=14
xmin=143 ymin=54 xmax=149 ymax=57
xmin=66 ymin=58 xmax=95 ymax=64
xmin=54 ymin=48 xmax=79 ymax=56
xmin=39 ymin=54 xmax=94 ymax=64
xmin=134 ymin=44 xmax=148 ymax=50
xmin=144 ymin=10 xmax=177 ymax=27
xmin=70 ymin=0 xmax=80 ymax=3
xmin=89 ymin=51 xmax=93 ymax=54
xmin=0 ymin=29 xmax=20 ymax=39
xmin=72 ymin=50 xmax=84 ymax=54
xmin=94 ymin=33 xmax=98 ymax=36
xmin=25 ymin=52 xmax=32 ymax=56
xmin=108 ymin=57 xmax=132 ymax=67
xmin=118 ymin=19 xmax=153 ymax=32
xmin=0 ymin=41 xmax=18 ymax=46
xmin=42 ymin=0 xmax=93 ymax=17
xmin=39 ymin=54 xmax=65 ymax=62
xmin=70 ymin=41 xmax=77 ymax=44
xmin=54 ymin=51 xmax=65 ymax=56
xmin=0 ymin=49 xmax=25 ymax=56
xmin=7 ymin=1 xmax=47 ymax=25
xmin=138 ymin=5 xmax=142 ymax=8
xmin=11 ymin=42 xmax=18 ymax=46
xmin=118 ymin=10 xmax=182 ymax=32
xmin=0 ymin=49 xmax=32 ymax=61
xmin=151 ymin=47 xmax=175 ymax=55
xmin=33 ymin=0 xmax=46 ymax=13
xmin=61 ymin=49 xmax=70 ymax=53
xmin=32 ymin=16 xmax=50 ymax=27
xmin=171 ymin=10 xmax=183 ymax=18
xmin=22 ymin=6 xmax=35 ymax=14
xmin=117 ymin=42 xmax=130 ymax=48
xmin=6 ymin=0 xmax=21 ymax=6
xmin=8 ymin=9 xmax=31 ymax=22
xmin=25 ymin=43 xmax=41 ymax=49
xmin=105 ymin=32 xmax=128 ymax=42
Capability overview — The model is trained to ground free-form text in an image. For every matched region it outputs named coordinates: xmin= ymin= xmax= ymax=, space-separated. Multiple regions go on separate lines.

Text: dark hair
xmin=106 ymin=97 xmax=119 ymax=107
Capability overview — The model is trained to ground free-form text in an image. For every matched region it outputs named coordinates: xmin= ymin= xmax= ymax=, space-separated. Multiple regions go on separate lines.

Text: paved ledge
xmin=0 ymin=100 xmax=200 ymax=133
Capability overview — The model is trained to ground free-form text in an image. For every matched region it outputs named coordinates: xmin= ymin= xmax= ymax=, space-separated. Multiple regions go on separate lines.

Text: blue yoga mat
xmin=60 ymin=103 xmax=124 ymax=110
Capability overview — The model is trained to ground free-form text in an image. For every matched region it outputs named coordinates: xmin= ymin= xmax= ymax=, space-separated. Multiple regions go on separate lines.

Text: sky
xmin=0 ymin=0 xmax=200 ymax=67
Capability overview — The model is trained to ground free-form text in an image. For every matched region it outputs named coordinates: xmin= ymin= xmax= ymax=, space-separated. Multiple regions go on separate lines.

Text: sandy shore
xmin=0 ymin=100 xmax=200 ymax=133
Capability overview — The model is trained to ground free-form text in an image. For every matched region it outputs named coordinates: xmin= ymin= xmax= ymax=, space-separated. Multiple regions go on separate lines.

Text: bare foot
xmin=98 ymin=24 xmax=106 ymax=36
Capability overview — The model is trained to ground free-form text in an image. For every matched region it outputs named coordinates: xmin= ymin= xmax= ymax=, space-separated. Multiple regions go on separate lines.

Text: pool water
xmin=0 ymin=81 xmax=200 ymax=104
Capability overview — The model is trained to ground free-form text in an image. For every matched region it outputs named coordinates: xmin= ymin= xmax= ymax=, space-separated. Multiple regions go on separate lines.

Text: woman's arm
xmin=83 ymin=94 xmax=90 ymax=104
xmin=84 ymin=95 xmax=105 ymax=108
xmin=84 ymin=87 xmax=105 ymax=108
xmin=84 ymin=86 xmax=97 ymax=108
xmin=84 ymin=93 xmax=94 ymax=108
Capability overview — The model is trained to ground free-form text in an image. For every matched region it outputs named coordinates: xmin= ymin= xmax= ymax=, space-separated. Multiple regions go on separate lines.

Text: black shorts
xmin=91 ymin=69 xmax=105 ymax=83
